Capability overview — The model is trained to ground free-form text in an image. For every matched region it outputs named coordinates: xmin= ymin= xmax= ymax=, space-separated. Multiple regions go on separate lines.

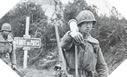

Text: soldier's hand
xmin=69 ymin=31 xmax=84 ymax=43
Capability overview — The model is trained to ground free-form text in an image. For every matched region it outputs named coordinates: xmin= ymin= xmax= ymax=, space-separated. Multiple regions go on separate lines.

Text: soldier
xmin=61 ymin=10 xmax=108 ymax=77
xmin=0 ymin=23 xmax=16 ymax=69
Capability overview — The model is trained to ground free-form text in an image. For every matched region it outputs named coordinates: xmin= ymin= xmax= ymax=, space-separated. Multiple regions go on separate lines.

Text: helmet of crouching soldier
xmin=1 ymin=23 xmax=12 ymax=32
xmin=76 ymin=10 xmax=96 ymax=26
xmin=54 ymin=64 xmax=62 ymax=71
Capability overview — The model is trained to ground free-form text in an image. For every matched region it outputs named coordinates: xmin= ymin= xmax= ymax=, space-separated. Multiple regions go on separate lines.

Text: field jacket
xmin=0 ymin=33 xmax=16 ymax=65
xmin=61 ymin=31 xmax=108 ymax=77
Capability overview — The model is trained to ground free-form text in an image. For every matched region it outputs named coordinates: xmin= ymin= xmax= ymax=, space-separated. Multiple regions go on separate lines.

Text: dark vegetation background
xmin=0 ymin=0 xmax=127 ymax=76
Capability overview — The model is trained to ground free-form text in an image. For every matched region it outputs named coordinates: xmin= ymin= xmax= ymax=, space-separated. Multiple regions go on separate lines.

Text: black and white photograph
xmin=0 ymin=0 xmax=127 ymax=77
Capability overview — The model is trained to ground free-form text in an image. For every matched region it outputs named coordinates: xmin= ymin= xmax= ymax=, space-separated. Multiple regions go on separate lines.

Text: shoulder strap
xmin=85 ymin=35 xmax=99 ymax=44
xmin=87 ymin=41 xmax=99 ymax=56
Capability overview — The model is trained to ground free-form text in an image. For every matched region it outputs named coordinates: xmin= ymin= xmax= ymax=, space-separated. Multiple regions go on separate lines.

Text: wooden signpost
xmin=14 ymin=17 xmax=41 ymax=69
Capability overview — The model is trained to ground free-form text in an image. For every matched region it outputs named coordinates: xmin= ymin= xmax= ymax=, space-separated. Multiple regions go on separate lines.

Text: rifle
xmin=54 ymin=20 xmax=69 ymax=77
xmin=52 ymin=0 xmax=69 ymax=76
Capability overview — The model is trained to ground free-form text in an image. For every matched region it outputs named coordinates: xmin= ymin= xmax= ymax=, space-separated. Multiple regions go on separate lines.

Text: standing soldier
xmin=0 ymin=23 xmax=16 ymax=69
xmin=61 ymin=10 xmax=108 ymax=77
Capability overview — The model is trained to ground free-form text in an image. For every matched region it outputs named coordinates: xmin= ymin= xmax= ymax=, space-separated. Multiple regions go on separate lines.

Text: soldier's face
xmin=79 ymin=21 xmax=93 ymax=34
xmin=3 ymin=31 xmax=9 ymax=36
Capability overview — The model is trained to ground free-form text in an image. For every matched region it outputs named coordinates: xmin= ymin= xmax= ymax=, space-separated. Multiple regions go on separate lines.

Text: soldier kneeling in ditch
xmin=0 ymin=23 xmax=16 ymax=69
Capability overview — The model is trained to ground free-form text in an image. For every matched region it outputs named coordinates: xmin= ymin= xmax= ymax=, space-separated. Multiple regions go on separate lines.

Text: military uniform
xmin=61 ymin=32 xmax=108 ymax=77
xmin=0 ymin=23 xmax=16 ymax=66
xmin=0 ymin=33 xmax=16 ymax=66
xmin=60 ymin=10 xmax=108 ymax=77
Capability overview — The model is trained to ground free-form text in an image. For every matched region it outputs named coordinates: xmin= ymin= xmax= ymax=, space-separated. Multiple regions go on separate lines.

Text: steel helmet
xmin=54 ymin=64 xmax=62 ymax=70
xmin=1 ymin=23 xmax=12 ymax=31
xmin=76 ymin=10 xmax=96 ymax=26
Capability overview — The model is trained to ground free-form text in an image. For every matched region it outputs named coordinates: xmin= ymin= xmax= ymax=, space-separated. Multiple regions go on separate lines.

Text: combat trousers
xmin=0 ymin=53 xmax=11 ymax=65
xmin=67 ymin=69 xmax=97 ymax=77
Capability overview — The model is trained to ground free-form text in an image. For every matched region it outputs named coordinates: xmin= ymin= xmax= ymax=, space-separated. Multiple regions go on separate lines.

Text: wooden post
xmin=25 ymin=17 xmax=30 ymax=36
xmin=23 ymin=16 xmax=31 ymax=69
xmin=23 ymin=48 xmax=28 ymax=69
xmin=14 ymin=16 xmax=41 ymax=69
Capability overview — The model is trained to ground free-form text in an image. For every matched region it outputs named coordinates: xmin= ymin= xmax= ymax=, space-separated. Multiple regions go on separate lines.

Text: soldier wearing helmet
xmin=0 ymin=23 xmax=16 ymax=69
xmin=61 ymin=10 xmax=108 ymax=77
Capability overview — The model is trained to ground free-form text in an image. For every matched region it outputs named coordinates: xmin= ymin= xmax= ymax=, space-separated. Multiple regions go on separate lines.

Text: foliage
xmin=0 ymin=1 xmax=58 ymax=67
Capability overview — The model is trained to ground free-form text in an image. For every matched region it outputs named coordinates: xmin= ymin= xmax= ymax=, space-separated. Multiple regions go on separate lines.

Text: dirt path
xmin=23 ymin=68 xmax=55 ymax=77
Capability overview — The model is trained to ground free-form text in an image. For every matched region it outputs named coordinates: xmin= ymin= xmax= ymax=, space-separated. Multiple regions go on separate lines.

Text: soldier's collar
xmin=84 ymin=35 xmax=99 ymax=44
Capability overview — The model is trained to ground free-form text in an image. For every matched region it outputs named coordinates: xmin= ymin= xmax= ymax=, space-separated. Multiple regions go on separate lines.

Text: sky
xmin=0 ymin=0 xmax=127 ymax=19
xmin=85 ymin=0 xmax=112 ymax=16
xmin=60 ymin=0 xmax=127 ymax=19
xmin=108 ymin=0 xmax=127 ymax=19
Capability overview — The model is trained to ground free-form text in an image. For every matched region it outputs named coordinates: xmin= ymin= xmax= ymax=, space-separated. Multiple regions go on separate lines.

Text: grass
xmin=19 ymin=67 xmax=56 ymax=77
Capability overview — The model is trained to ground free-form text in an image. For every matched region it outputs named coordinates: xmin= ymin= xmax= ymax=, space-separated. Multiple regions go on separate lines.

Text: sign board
xmin=14 ymin=37 xmax=41 ymax=48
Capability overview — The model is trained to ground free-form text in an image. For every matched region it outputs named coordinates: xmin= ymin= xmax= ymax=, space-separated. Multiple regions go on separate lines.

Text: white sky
xmin=60 ymin=0 xmax=127 ymax=19
xmin=0 ymin=0 xmax=127 ymax=19
xmin=108 ymin=0 xmax=127 ymax=19
xmin=85 ymin=0 xmax=112 ymax=16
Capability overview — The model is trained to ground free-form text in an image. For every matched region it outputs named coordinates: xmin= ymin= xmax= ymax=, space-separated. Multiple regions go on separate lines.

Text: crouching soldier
xmin=61 ymin=10 xmax=109 ymax=77
xmin=0 ymin=23 xmax=16 ymax=69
